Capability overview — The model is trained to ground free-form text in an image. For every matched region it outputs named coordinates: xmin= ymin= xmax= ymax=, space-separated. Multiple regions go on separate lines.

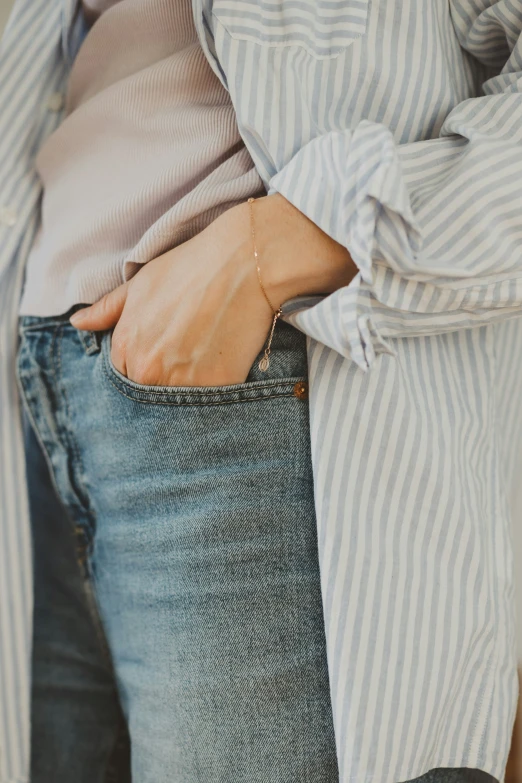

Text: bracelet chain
xmin=248 ymin=197 xmax=282 ymax=372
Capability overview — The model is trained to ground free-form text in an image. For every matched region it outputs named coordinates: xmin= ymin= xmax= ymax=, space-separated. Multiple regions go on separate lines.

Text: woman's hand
xmin=70 ymin=193 xmax=357 ymax=387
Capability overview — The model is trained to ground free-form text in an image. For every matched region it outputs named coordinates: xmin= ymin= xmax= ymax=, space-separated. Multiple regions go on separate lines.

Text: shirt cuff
xmin=268 ymin=121 xmax=419 ymax=369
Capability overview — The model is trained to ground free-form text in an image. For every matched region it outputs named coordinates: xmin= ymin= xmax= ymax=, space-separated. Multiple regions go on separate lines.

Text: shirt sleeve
xmin=268 ymin=0 xmax=522 ymax=371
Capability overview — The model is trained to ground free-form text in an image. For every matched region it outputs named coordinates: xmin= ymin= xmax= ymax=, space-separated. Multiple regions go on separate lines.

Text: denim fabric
xmin=17 ymin=312 xmax=495 ymax=783
xmin=22 ymin=417 xmax=131 ymax=783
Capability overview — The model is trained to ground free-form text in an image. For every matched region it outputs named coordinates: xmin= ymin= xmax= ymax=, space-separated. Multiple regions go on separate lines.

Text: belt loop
xmin=68 ymin=304 xmax=103 ymax=355
xmin=77 ymin=329 xmax=102 ymax=355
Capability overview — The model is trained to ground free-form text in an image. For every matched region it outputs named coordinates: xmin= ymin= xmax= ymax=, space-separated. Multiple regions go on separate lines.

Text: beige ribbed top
xmin=20 ymin=0 xmax=262 ymax=316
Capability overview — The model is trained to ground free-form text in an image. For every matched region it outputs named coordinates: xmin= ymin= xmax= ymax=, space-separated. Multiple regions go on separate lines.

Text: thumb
xmin=70 ymin=282 xmax=130 ymax=331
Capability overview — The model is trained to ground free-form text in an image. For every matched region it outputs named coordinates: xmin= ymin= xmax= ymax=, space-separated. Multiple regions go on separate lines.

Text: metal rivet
xmin=293 ymin=380 xmax=308 ymax=400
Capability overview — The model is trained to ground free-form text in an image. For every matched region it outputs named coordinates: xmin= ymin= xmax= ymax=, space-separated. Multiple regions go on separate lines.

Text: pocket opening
xmin=101 ymin=330 xmax=307 ymax=406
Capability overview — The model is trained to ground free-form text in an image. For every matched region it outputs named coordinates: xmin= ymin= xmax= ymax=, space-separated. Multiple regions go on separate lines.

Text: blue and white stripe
xmin=1 ymin=0 xmax=522 ymax=781
xmin=0 ymin=2 xmax=70 ymax=780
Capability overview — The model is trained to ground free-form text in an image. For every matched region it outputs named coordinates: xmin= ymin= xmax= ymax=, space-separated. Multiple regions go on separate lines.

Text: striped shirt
xmin=1 ymin=1 xmax=522 ymax=781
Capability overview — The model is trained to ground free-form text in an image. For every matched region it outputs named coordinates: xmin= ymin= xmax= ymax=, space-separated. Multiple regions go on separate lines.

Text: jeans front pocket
xmin=212 ymin=0 xmax=370 ymax=58
xmin=101 ymin=320 xmax=308 ymax=407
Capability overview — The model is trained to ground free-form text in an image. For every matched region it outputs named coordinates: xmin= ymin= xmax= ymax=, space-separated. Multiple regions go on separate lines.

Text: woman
xmin=0 ymin=0 xmax=520 ymax=781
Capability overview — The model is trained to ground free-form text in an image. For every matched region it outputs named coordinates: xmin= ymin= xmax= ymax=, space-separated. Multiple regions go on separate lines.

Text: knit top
xmin=19 ymin=0 xmax=262 ymax=315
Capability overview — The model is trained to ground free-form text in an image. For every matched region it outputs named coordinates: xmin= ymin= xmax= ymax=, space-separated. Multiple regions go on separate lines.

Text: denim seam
xmin=16 ymin=340 xmax=70 ymax=521
xmin=19 ymin=318 xmax=74 ymax=331
xmin=54 ymin=324 xmax=96 ymax=544
xmin=102 ymin=350 xmax=304 ymax=406
xmin=17 ymin=332 xmax=117 ymax=690
xmin=53 ymin=328 xmax=118 ymax=672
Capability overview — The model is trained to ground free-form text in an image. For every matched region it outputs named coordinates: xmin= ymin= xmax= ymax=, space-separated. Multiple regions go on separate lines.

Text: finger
xmin=110 ymin=327 xmax=128 ymax=377
xmin=110 ymin=345 xmax=127 ymax=377
xmin=69 ymin=283 xmax=130 ymax=331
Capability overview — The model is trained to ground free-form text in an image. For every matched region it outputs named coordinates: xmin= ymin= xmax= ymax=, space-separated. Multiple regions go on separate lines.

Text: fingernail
xmin=70 ymin=310 xmax=87 ymax=326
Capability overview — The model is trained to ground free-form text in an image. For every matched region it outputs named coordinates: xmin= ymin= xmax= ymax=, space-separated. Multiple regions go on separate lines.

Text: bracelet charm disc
xmin=258 ymin=307 xmax=281 ymax=372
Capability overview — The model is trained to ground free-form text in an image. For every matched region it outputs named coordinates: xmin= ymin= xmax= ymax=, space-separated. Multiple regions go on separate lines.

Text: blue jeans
xmin=17 ymin=311 xmax=495 ymax=783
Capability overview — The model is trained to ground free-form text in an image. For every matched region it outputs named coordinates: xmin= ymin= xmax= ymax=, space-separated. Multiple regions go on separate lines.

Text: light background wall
xmin=1 ymin=0 xmax=522 ymax=663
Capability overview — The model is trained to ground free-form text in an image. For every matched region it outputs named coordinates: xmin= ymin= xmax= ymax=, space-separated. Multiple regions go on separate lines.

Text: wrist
xmin=217 ymin=192 xmax=357 ymax=312
xmin=250 ymin=193 xmax=357 ymax=307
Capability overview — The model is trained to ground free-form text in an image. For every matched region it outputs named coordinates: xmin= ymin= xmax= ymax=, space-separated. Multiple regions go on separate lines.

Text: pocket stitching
xmin=102 ymin=358 xmax=302 ymax=406
xmin=101 ymin=334 xmax=304 ymax=406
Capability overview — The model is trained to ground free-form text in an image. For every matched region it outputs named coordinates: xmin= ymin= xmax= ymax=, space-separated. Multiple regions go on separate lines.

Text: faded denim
xmin=17 ymin=311 xmax=495 ymax=783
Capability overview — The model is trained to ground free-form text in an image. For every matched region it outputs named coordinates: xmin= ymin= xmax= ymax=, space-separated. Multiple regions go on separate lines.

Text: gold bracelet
xmin=248 ymin=197 xmax=282 ymax=372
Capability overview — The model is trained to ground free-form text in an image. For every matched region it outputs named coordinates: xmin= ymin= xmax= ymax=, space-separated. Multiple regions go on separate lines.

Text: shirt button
xmin=0 ymin=205 xmax=18 ymax=227
xmin=293 ymin=380 xmax=308 ymax=401
xmin=47 ymin=92 xmax=64 ymax=112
